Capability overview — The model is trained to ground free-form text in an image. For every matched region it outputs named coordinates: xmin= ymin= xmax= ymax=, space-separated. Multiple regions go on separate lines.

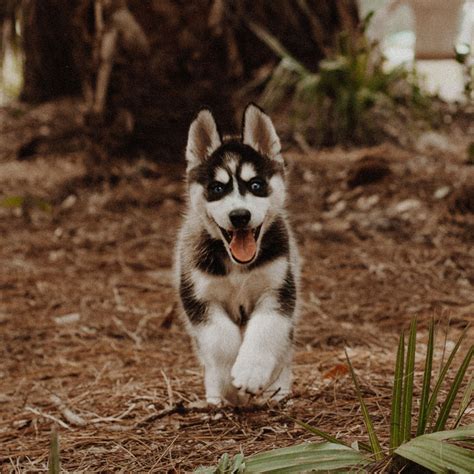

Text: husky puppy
xmin=175 ymin=104 xmax=299 ymax=405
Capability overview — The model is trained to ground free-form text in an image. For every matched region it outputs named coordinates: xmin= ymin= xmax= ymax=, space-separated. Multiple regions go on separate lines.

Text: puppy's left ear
xmin=242 ymin=103 xmax=282 ymax=162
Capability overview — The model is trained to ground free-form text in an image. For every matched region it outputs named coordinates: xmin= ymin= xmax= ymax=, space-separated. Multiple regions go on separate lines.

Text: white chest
xmin=192 ymin=257 xmax=288 ymax=322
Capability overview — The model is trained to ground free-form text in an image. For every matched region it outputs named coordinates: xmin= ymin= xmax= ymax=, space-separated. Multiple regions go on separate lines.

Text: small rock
xmin=61 ymin=194 xmax=77 ymax=210
xmin=433 ymin=186 xmax=451 ymax=200
xmin=49 ymin=249 xmax=66 ymax=262
xmin=327 ymin=191 xmax=342 ymax=204
xmin=13 ymin=419 xmax=30 ymax=428
xmin=303 ymin=170 xmax=315 ymax=183
xmin=310 ymin=222 xmax=323 ymax=232
xmin=356 ymin=194 xmax=380 ymax=211
xmin=188 ymin=400 xmax=208 ymax=409
xmin=393 ymin=199 xmax=421 ymax=214
xmin=54 ymin=312 xmax=81 ymax=325
xmin=417 ymin=131 xmax=453 ymax=153
xmin=323 ymin=200 xmax=346 ymax=218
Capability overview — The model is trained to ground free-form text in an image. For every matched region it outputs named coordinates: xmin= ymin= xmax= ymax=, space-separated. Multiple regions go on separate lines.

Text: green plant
xmin=198 ymin=319 xmax=473 ymax=473
xmin=0 ymin=195 xmax=52 ymax=214
xmin=48 ymin=428 xmax=60 ymax=474
xmin=248 ymin=13 xmax=432 ymax=146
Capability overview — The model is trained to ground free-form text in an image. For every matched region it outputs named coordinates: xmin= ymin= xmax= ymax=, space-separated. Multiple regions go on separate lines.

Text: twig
xmin=148 ymin=434 xmax=179 ymax=473
xmin=86 ymin=403 xmax=137 ymax=423
xmin=135 ymin=402 xmax=282 ymax=428
xmin=161 ymin=370 xmax=174 ymax=408
xmin=25 ymin=407 xmax=72 ymax=431
xmin=135 ymin=403 xmax=187 ymax=427
xmin=50 ymin=395 xmax=87 ymax=427
xmin=112 ymin=316 xmax=142 ymax=345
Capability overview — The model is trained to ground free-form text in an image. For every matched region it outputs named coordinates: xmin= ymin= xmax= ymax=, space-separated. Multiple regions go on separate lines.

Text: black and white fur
xmin=175 ymin=104 xmax=300 ymax=405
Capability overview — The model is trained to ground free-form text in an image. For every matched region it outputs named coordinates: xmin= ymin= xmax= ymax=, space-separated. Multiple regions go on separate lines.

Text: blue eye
xmin=210 ymin=182 xmax=225 ymax=194
xmin=249 ymin=178 xmax=265 ymax=193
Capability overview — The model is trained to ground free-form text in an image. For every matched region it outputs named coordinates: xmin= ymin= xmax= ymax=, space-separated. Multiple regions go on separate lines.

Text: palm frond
xmin=425 ymin=326 xmax=469 ymax=430
xmin=244 ymin=442 xmax=369 ymax=473
xmin=395 ymin=425 xmax=474 ymax=474
xmin=434 ymin=344 xmax=473 ymax=431
xmin=416 ymin=319 xmax=435 ymax=435
xmin=390 ymin=329 xmax=405 ymax=449
xmin=345 ymin=349 xmax=384 ymax=460
xmin=400 ymin=318 xmax=416 ymax=442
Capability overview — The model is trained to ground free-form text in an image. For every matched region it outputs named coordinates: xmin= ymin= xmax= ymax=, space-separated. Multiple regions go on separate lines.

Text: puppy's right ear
xmin=185 ymin=109 xmax=222 ymax=169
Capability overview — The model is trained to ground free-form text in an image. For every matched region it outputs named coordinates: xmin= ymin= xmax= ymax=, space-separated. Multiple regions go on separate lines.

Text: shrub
xmin=249 ymin=13 xmax=434 ymax=146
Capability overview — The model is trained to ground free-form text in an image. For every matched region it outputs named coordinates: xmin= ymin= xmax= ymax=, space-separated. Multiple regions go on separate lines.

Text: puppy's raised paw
xmin=231 ymin=354 xmax=276 ymax=395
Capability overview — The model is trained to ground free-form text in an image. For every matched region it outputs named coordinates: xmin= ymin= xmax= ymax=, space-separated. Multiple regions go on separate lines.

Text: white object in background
xmin=416 ymin=60 xmax=466 ymax=102
xmin=407 ymin=0 xmax=465 ymax=59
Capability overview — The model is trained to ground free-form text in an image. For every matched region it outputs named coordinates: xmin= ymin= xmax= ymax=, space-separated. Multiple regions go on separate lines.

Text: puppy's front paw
xmin=231 ymin=354 xmax=277 ymax=395
xmin=206 ymin=396 xmax=223 ymax=406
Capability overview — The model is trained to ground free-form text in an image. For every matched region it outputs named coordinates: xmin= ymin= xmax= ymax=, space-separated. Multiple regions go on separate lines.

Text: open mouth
xmin=219 ymin=225 xmax=262 ymax=264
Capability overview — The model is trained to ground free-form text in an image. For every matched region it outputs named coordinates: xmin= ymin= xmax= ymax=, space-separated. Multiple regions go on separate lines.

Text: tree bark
xmin=21 ymin=0 xmax=83 ymax=102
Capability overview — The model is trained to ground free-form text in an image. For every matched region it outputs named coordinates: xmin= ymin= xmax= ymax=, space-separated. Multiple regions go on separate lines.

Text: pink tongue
xmin=229 ymin=229 xmax=256 ymax=263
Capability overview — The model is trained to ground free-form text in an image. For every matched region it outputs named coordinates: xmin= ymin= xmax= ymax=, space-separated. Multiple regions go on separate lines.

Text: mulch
xmin=0 ymin=101 xmax=473 ymax=472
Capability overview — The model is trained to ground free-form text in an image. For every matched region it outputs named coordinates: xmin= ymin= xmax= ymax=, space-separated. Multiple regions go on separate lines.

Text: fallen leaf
xmin=323 ymin=363 xmax=349 ymax=380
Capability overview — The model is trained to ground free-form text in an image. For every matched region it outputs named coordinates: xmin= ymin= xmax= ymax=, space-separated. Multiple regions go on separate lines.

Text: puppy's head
xmin=185 ymin=103 xmax=286 ymax=266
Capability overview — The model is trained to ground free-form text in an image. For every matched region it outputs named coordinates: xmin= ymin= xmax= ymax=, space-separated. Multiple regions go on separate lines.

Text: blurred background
xmin=0 ymin=1 xmax=473 ymax=471
xmin=1 ymin=0 xmax=473 ymax=158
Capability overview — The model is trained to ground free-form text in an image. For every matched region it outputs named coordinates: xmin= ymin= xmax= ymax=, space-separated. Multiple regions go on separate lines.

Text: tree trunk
xmin=18 ymin=0 xmax=359 ymax=161
xmin=21 ymin=0 xmax=83 ymax=102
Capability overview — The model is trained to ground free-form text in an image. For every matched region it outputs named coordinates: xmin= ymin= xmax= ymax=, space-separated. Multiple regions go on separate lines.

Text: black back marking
xmin=179 ymin=276 xmax=207 ymax=324
xmin=277 ymin=267 xmax=296 ymax=317
xmin=249 ymin=218 xmax=289 ymax=269
xmin=195 ymin=230 xmax=228 ymax=276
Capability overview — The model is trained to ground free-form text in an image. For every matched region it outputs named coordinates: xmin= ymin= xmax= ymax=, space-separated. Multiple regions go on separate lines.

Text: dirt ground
xmin=0 ymin=100 xmax=473 ymax=472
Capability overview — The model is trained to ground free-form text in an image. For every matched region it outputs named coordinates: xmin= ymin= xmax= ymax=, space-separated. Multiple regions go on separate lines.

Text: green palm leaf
xmin=434 ymin=344 xmax=473 ymax=431
xmin=395 ymin=425 xmax=474 ymax=474
xmin=425 ymin=326 xmax=469 ymax=430
xmin=390 ymin=329 xmax=405 ymax=449
xmin=454 ymin=376 xmax=474 ymax=428
xmin=244 ymin=442 xmax=369 ymax=473
xmin=416 ymin=319 xmax=435 ymax=436
xmin=401 ymin=318 xmax=416 ymax=442
xmin=289 ymin=416 xmax=349 ymax=447
xmin=345 ymin=349 xmax=383 ymax=459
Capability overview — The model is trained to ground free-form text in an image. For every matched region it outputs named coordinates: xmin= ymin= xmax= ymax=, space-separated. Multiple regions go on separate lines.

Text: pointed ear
xmin=185 ymin=109 xmax=222 ymax=168
xmin=242 ymin=103 xmax=282 ymax=161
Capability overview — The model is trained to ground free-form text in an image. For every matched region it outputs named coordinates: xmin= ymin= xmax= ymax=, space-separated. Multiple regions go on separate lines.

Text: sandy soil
xmin=0 ymin=100 xmax=473 ymax=472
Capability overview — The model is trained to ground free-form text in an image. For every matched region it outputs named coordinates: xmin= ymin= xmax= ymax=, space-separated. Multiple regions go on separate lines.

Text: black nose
xmin=229 ymin=209 xmax=251 ymax=228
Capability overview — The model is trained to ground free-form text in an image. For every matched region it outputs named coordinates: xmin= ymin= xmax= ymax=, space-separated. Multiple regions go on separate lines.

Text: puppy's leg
xmin=231 ymin=295 xmax=293 ymax=396
xmin=194 ymin=304 xmax=241 ymax=405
